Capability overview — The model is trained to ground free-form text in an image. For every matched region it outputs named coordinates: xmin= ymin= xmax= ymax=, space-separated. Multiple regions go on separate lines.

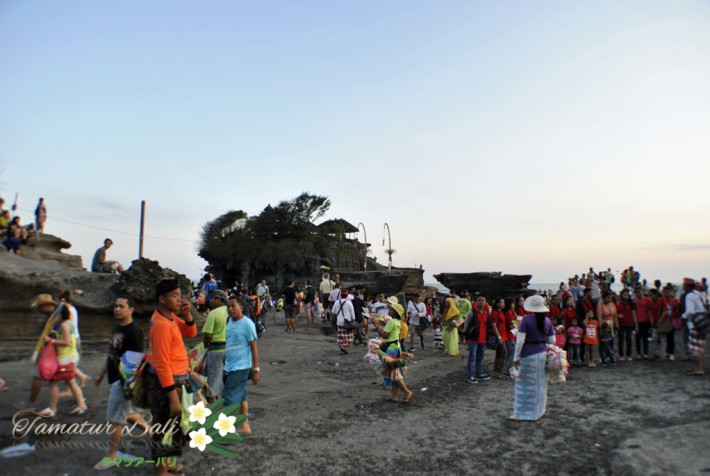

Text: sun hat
xmin=388 ymin=302 xmax=404 ymax=318
xmin=31 ymin=294 xmax=58 ymax=308
xmin=386 ymin=296 xmax=399 ymax=306
xmin=523 ymin=295 xmax=549 ymax=313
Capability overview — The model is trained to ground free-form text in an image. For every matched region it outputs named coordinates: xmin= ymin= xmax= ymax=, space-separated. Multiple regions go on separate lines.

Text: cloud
xmin=668 ymin=244 xmax=710 ymax=252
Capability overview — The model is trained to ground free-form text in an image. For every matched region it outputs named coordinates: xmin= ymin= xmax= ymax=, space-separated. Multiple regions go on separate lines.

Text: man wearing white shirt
xmin=328 ymin=283 xmax=342 ymax=323
xmin=683 ymin=278 xmax=706 ymax=376
xmin=332 ymin=290 xmax=356 ymax=354
xmin=407 ymin=294 xmax=427 ymax=352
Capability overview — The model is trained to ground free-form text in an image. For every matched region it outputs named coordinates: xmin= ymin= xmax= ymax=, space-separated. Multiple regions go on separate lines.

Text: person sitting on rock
xmin=91 ymin=238 xmax=125 ymax=273
xmin=2 ymin=216 xmax=28 ymax=255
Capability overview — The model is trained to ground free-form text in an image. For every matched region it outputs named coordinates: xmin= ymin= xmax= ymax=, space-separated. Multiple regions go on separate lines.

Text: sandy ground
xmin=1 ymin=309 xmax=709 ymax=475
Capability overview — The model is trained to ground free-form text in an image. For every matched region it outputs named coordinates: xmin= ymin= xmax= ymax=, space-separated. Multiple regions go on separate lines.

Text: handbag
xmin=53 ymin=362 xmax=76 ymax=381
xmin=38 ymin=343 xmax=58 ymax=381
xmin=691 ymin=312 xmax=710 ymax=337
xmin=342 ymin=320 xmax=357 ymax=331
xmin=657 ymin=316 xmax=673 ymax=334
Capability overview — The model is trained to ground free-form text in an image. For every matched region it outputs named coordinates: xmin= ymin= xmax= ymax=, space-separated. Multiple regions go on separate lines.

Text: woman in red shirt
xmin=491 ymin=298 xmax=509 ymax=378
xmin=515 ymin=295 xmax=526 ymax=317
xmin=548 ymin=295 xmax=562 ymax=325
xmin=504 ymin=298 xmax=517 ymax=373
xmin=616 ymin=290 xmax=638 ymax=361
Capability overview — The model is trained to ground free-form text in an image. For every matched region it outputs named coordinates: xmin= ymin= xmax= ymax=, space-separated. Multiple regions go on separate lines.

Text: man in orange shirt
xmin=147 ymin=277 xmax=196 ymax=476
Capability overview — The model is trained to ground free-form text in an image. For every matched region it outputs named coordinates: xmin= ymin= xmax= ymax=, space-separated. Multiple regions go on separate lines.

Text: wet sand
xmin=1 ymin=310 xmax=709 ymax=475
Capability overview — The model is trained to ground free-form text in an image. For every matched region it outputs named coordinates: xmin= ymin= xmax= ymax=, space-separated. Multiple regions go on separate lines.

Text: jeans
xmin=636 ymin=322 xmax=651 ymax=355
xmin=568 ymin=344 xmax=581 ymax=363
xmin=599 ymin=342 xmax=615 ymax=363
xmin=618 ymin=326 xmax=634 ymax=357
xmin=467 ymin=342 xmax=486 ymax=379
xmin=504 ymin=341 xmax=515 ymax=372
xmin=354 ymin=319 xmax=364 ymax=344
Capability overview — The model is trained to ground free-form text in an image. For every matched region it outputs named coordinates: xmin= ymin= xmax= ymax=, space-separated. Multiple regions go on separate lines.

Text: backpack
xmin=462 ymin=310 xmax=478 ymax=340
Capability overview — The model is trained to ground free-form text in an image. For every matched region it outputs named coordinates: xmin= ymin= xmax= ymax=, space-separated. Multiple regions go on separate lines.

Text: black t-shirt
xmin=304 ymin=286 xmax=316 ymax=304
xmin=283 ymin=287 xmax=296 ymax=306
xmin=107 ymin=322 xmax=145 ymax=384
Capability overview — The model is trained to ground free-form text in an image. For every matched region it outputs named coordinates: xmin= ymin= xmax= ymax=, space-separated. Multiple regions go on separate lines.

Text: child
xmin=567 ymin=318 xmax=584 ymax=367
xmin=433 ymin=325 xmax=444 ymax=351
xmin=599 ymin=323 xmax=616 ymax=366
xmin=555 ymin=325 xmax=566 ymax=349
xmin=584 ymin=314 xmax=599 ymax=368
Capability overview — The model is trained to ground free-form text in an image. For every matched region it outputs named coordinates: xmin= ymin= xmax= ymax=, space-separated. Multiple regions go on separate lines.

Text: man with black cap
xmin=683 ymin=278 xmax=706 ymax=376
xmin=202 ymin=289 xmax=229 ymax=402
xmin=146 ymin=278 xmax=196 ymax=476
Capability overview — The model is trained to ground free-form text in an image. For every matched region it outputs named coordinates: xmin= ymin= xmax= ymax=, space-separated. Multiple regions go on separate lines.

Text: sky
xmin=1 ymin=0 xmax=709 ymax=285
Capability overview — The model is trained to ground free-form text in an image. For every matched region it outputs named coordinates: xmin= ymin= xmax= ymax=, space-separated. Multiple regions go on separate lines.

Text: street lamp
xmin=357 ymin=222 xmax=368 ymax=271
xmin=382 ymin=223 xmax=394 ymax=273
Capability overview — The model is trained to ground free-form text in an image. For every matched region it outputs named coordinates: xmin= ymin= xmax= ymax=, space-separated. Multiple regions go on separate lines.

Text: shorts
xmin=284 ymin=305 xmax=297 ymax=319
xmin=107 ymin=380 xmax=134 ymax=424
xmin=304 ymin=303 xmax=313 ymax=315
xmin=98 ymin=263 xmax=118 ymax=273
xmin=689 ymin=330 xmax=705 ymax=356
xmin=205 ymin=350 xmax=226 ymax=398
xmin=410 ymin=323 xmax=423 ymax=336
xmin=222 ymin=368 xmax=250 ymax=406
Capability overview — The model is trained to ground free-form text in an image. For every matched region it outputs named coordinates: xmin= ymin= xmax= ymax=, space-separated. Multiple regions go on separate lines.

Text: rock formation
xmin=433 ymin=272 xmax=532 ymax=300
xmin=0 ymin=234 xmax=192 ymax=316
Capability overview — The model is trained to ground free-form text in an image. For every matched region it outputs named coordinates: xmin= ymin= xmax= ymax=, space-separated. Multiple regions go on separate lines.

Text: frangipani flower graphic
xmin=188 ymin=401 xmax=212 ymax=425
xmin=213 ymin=413 xmax=237 ymax=437
xmin=189 ymin=427 xmax=213 ymax=452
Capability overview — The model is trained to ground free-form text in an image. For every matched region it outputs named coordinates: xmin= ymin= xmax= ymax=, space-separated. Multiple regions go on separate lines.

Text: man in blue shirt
xmin=224 ymin=295 xmax=260 ymax=434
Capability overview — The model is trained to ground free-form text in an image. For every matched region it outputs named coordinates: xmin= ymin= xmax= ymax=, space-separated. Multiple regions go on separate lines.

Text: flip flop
xmin=93 ymin=458 xmax=120 ymax=471
xmin=69 ymin=406 xmax=88 ymax=415
xmin=37 ymin=407 xmax=56 ymax=418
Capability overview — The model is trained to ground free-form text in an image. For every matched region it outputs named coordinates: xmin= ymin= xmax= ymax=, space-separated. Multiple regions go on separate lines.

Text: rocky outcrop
xmin=0 ymin=239 xmax=193 ymax=316
xmin=433 ymin=272 xmax=532 ymax=300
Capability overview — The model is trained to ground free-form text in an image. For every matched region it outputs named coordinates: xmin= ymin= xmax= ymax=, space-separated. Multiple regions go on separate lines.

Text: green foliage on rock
xmin=198 ymin=193 xmax=331 ymax=272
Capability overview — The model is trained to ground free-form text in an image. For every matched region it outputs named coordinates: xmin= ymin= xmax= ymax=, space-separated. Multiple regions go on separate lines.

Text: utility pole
xmin=139 ymin=200 xmax=146 ymax=259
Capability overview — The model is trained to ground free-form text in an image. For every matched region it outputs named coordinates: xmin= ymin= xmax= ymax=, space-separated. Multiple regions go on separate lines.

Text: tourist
xmin=91 ymin=238 xmax=125 ymax=273
xmin=351 ymin=287 xmax=366 ymax=345
xmin=303 ymin=280 xmax=316 ymax=330
xmin=283 ymin=281 xmax=297 ymax=333
xmin=433 ymin=323 xmax=444 ymax=350
xmin=683 ymin=278 xmax=706 ymax=376
xmin=319 ymin=274 xmax=335 ymax=321
xmin=327 ymin=282 xmax=342 ymax=323
xmin=441 ymin=296 xmax=461 ymax=357
xmin=372 ymin=293 xmax=388 ymax=318
xmin=504 ymin=298 xmax=517 ymax=372
xmin=657 ymin=285 xmax=679 ymax=359
xmin=2 ymin=216 xmax=27 ymax=255
xmin=584 ymin=311 xmax=600 ymax=368
xmin=561 ymin=296 xmax=577 ymax=329
xmin=223 ymin=295 xmax=260 ymax=434
xmin=407 ymin=293 xmax=426 ymax=351
xmin=202 ymin=290 xmax=229 ymax=402
xmin=202 ymin=273 xmax=218 ymax=304
xmin=60 ymin=290 xmax=90 ymax=388
xmin=34 ymin=198 xmax=47 ymax=233
xmin=616 ymin=290 xmax=638 ymax=361
xmin=371 ymin=301 xmax=413 ymax=404
xmin=633 ymin=287 xmax=652 ymax=359
xmin=548 ymin=295 xmax=562 ymax=324
xmin=464 ymin=296 xmax=499 ymax=383
xmin=595 ymin=290 xmax=617 ymax=356
xmin=599 ymin=323 xmax=615 ymax=365
xmin=332 ymin=290 xmax=356 ymax=354
xmin=510 ymin=295 xmax=555 ymax=421
xmin=567 ymin=318 xmax=584 ymax=366
xmin=515 ymin=295 xmax=526 ymax=317
xmin=256 ymin=279 xmax=270 ymax=304
xmin=146 ymin=277 xmax=196 ymax=476
xmin=38 ymin=304 xmax=88 ymax=417
xmin=92 ymin=296 xmax=147 ymax=470
xmin=491 ymin=298 xmax=510 ymax=379
xmin=555 ymin=325 xmax=566 ymax=349
xmin=0 ymin=209 xmax=10 ymax=230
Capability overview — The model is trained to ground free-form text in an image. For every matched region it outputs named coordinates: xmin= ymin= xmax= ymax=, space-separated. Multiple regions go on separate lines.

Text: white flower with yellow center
xmin=213 ymin=413 xmax=237 ymax=437
xmin=187 ymin=401 xmax=212 ymax=425
xmin=189 ymin=427 xmax=213 ymax=452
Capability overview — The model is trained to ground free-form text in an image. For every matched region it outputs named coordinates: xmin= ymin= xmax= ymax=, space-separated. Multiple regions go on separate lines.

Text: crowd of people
xmin=11 ymin=265 xmax=708 ymax=473
xmin=0 ymin=196 xmax=45 ymax=255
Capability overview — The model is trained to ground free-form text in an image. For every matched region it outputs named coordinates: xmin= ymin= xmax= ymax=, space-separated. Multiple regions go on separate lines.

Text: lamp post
xmin=357 ymin=222 xmax=368 ymax=271
xmin=382 ymin=223 xmax=394 ymax=273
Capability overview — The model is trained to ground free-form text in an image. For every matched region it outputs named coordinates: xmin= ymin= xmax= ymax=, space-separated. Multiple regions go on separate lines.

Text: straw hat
xmin=31 ymin=294 xmax=58 ymax=308
xmin=388 ymin=302 xmax=404 ymax=318
xmin=523 ymin=295 xmax=549 ymax=313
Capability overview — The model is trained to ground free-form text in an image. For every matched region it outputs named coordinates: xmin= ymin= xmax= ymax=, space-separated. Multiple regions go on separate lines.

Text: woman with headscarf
xmin=441 ymin=296 xmax=462 ymax=356
xmin=372 ymin=302 xmax=413 ymax=404
xmin=511 ymin=295 xmax=555 ymax=421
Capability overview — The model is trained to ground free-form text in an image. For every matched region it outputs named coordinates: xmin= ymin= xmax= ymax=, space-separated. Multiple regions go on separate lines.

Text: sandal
xmin=37 ymin=407 xmax=56 ymax=418
xmin=93 ymin=458 xmax=120 ymax=471
xmin=69 ymin=406 xmax=88 ymax=415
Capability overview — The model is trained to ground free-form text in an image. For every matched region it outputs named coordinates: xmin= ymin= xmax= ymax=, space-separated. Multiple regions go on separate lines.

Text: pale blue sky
xmin=1 ymin=1 xmax=709 ymax=284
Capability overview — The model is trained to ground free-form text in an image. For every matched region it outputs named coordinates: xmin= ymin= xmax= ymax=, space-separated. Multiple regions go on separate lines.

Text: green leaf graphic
xmin=206 ymin=443 xmax=239 ymax=458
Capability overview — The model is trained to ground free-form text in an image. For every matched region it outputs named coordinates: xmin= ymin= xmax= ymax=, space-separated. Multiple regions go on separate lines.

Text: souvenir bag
xmin=37 ymin=343 xmax=58 ymax=381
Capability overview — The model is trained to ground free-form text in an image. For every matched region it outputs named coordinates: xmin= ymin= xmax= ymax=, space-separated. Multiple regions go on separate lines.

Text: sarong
xmin=512 ymin=351 xmax=548 ymax=421
xmin=443 ymin=325 xmax=459 ymax=356
xmin=337 ymin=326 xmax=354 ymax=347
xmin=689 ymin=330 xmax=705 ymax=356
xmin=382 ymin=348 xmax=412 ymax=389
